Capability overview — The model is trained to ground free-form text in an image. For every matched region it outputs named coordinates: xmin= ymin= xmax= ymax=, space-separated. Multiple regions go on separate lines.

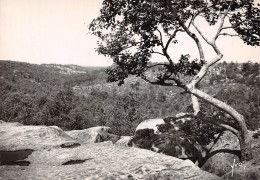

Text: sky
xmin=0 ymin=0 xmax=259 ymax=67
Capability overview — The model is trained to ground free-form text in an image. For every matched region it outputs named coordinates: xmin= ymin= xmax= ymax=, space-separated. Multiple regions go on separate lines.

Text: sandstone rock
xmin=0 ymin=121 xmax=23 ymax=127
xmin=0 ymin=120 xmax=6 ymax=124
xmin=221 ymin=156 xmax=260 ymax=180
xmin=135 ymin=115 xmax=192 ymax=135
xmin=49 ymin=126 xmax=63 ymax=131
xmin=65 ymin=126 xmax=119 ymax=144
xmin=0 ymin=142 xmax=221 ymax=180
xmin=88 ymin=126 xmax=111 ymax=133
xmin=201 ymin=131 xmax=241 ymax=176
xmin=130 ymin=129 xmax=204 ymax=163
xmin=115 ymin=136 xmax=132 ymax=147
xmin=0 ymin=122 xmax=220 ymax=179
xmin=97 ymin=131 xmax=120 ymax=144
xmin=201 ymin=128 xmax=260 ymax=177
xmin=220 ymin=129 xmax=260 ymax=180
xmin=0 ymin=122 xmax=78 ymax=151
xmin=130 ymin=129 xmax=155 ymax=149
xmin=135 ymin=119 xmax=165 ymax=134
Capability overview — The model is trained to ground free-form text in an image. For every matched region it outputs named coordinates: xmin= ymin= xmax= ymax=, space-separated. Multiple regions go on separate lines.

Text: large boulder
xmin=115 ymin=136 xmax=132 ymax=147
xmin=201 ymin=131 xmax=242 ymax=176
xmin=132 ymin=116 xmax=204 ymax=163
xmin=65 ymin=126 xmax=120 ymax=144
xmin=202 ymin=129 xmax=260 ymax=177
xmin=129 ymin=128 xmax=204 ymax=163
xmin=0 ymin=121 xmax=79 ymax=151
xmin=135 ymin=119 xmax=165 ymax=134
xmin=135 ymin=114 xmax=192 ymax=135
xmin=202 ymin=131 xmax=260 ymax=180
xmin=0 ymin=141 xmax=221 ymax=180
xmin=221 ymin=156 xmax=260 ymax=180
xmin=130 ymin=129 xmax=156 ymax=149
xmin=0 ymin=120 xmax=6 ymax=124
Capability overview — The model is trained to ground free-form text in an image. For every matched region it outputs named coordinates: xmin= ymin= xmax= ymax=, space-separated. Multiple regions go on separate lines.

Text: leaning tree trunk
xmin=189 ymin=88 xmax=253 ymax=161
xmin=164 ymin=0 xmax=252 ymax=161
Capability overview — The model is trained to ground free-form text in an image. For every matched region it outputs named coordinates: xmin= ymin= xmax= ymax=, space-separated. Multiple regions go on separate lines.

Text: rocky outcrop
xmin=115 ymin=136 xmax=132 ymax=147
xmin=0 ymin=142 xmax=221 ymax=180
xmin=135 ymin=114 xmax=192 ymax=135
xmin=131 ymin=116 xmax=205 ymax=164
xmin=201 ymin=131 xmax=241 ymax=176
xmin=0 ymin=121 xmax=221 ymax=179
xmin=65 ymin=126 xmax=120 ymax=144
xmin=0 ymin=122 xmax=78 ymax=151
xmin=202 ymin=129 xmax=260 ymax=178
xmin=221 ymin=156 xmax=260 ymax=180
xmin=129 ymin=129 xmax=204 ymax=164
xmin=135 ymin=119 xmax=165 ymax=134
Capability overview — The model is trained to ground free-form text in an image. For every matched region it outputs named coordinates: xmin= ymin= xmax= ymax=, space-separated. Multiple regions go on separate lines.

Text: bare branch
xmin=142 ymin=63 xmax=169 ymax=72
xmin=140 ymin=74 xmax=178 ymax=86
xmin=192 ymin=21 xmax=212 ymax=45
xmin=191 ymin=94 xmax=200 ymax=116
xmin=188 ymin=46 xmax=223 ymax=87
xmin=208 ymin=53 xmax=223 ymax=67
xmin=214 ymin=8 xmax=230 ymax=42
xmin=165 ymin=29 xmax=180 ymax=51
xmin=156 ymin=29 xmax=165 ymax=48
xmin=190 ymin=88 xmax=246 ymax=131
xmin=219 ymin=33 xmax=239 ymax=37
xmin=139 ymin=62 xmax=186 ymax=88
xmin=192 ymin=7 xmax=229 ymax=46
xmin=176 ymin=16 xmax=206 ymax=63
xmin=220 ymin=26 xmax=235 ymax=30
xmin=196 ymin=111 xmax=239 ymax=136
xmin=188 ymin=8 xmax=231 ymax=86
xmin=191 ymin=4 xmax=229 ymax=72
xmin=164 ymin=0 xmax=205 ymax=63
xmin=188 ymin=11 xmax=200 ymax=29
xmin=156 ymin=28 xmax=176 ymax=66
xmin=151 ymin=50 xmax=165 ymax=56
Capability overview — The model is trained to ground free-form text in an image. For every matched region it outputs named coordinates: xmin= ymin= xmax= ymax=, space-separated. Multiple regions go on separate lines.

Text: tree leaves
xmin=230 ymin=3 xmax=260 ymax=46
xmin=175 ymin=55 xmax=203 ymax=76
xmin=90 ymin=0 xmax=259 ymax=85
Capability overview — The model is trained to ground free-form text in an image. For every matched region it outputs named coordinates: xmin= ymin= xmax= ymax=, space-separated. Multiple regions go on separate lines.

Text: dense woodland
xmin=0 ymin=60 xmax=259 ymax=136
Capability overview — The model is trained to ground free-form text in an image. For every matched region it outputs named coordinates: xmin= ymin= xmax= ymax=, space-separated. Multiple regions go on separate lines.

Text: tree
xmin=242 ymin=61 xmax=260 ymax=77
xmin=0 ymin=92 xmax=33 ymax=123
xmin=90 ymin=0 xmax=259 ymax=160
xmin=109 ymin=93 xmax=142 ymax=135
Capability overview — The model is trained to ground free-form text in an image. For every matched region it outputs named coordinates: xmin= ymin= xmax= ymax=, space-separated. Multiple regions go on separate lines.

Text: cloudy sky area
xmin=0 ymin=0 xmax=259 ymax=67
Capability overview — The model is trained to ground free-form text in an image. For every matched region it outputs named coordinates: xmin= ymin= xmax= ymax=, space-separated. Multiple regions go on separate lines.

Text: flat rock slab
xmin=0 ymin=122 xmax=78 ymax=151
xmin=0 ymin=142 xmax=221 ymax=180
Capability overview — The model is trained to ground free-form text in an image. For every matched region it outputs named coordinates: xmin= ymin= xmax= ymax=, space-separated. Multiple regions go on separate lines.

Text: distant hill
xmin=0 ymin=60 xmax=107 ymax=97
xmin=0 ymin=60 xmax=259 ymax=134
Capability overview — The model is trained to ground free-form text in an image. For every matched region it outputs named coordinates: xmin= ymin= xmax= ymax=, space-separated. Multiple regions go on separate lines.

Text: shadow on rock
xmin=0 ymin=149 xmax=33 ymax=166
xmin=62 ymin=158 xmax=93 ymax=165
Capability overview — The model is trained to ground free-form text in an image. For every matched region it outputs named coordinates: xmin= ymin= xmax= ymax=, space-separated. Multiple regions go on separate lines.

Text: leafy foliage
xmin=90 ymin=0 xmax=259 ymax=85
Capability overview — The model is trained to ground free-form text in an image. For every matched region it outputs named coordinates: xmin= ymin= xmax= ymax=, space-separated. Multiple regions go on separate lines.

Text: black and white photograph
xmin=0 ymin=0 xmax=260 ymax=179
